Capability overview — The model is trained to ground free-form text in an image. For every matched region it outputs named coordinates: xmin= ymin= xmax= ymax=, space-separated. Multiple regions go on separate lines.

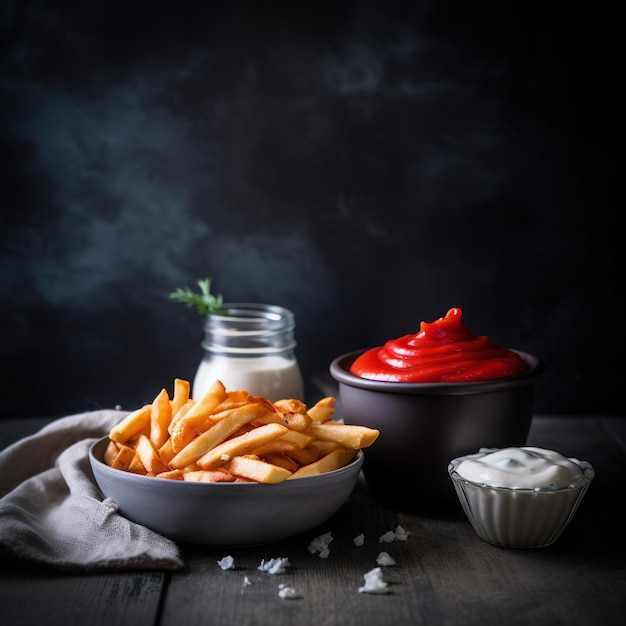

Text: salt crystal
xmin=308 ymin=531 xmax=334 ymax=555
xmin=217 ymin=555 xmax=235 ymax=570
xmin=376 ymin=551 xmax=396 ymax=566
xmin=278 ymin=584 xmax=301 ymax=599
xmin=358 ymin=567 xmax=390 ymax=594
xmin=258 ymin=557 xmax=291 ymax=574
xmin=394 ymin=525 xmax=410 ymax=541
xmin=379 ymin=526 xmax=410 ymax=543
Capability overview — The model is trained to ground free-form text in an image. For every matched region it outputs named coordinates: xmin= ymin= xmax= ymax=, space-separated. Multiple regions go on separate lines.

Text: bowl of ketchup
xmin=330 ymin=308 xmax=543 ymax=514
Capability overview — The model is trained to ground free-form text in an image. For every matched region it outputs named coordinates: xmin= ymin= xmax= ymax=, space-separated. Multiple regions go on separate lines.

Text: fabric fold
xmin=0 ymin=410 xmax=183 ymax=570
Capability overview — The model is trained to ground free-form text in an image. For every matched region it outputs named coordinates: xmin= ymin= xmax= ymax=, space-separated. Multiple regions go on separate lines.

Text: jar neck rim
xmin=201 ymin=303 xmax=297 ymax=352
xmin=202 ymin=344 xmax=297 ymax=355
xmin=206 ymin=303 xmax=295 ymax=323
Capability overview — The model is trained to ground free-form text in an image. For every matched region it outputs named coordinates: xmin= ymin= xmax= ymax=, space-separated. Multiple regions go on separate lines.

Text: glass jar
xmin=192 ymin=303 xmax=305 ymax=402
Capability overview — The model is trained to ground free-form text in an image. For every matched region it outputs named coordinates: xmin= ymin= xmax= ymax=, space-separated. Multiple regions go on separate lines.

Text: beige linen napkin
xmin=0 ymin=410 xmax=183 ymax=570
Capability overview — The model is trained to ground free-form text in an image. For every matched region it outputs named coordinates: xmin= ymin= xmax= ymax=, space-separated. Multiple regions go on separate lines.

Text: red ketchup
xmin=349 ymin=308 xmax=528 ymax=383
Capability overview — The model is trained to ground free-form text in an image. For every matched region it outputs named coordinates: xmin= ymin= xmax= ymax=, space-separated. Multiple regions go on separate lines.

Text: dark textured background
xmin=1 ymin=1 xmax=623 ymax=417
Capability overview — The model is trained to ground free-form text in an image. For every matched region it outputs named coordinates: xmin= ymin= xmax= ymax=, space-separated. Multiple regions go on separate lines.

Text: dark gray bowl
xmin=330 ymin=349 xmax=543 ymax=514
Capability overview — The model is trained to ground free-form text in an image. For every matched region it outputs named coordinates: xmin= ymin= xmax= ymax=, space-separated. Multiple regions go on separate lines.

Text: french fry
xmin=171 ymin=378 xmax=191 ymax=416
xmin=170 ymin=380 xmax=228 ymax=452
xmin=307 ymin=396 xmax=335 ymax=423
xmin=227 ymin=455 xmax=292 ymax=484
xmin=254 ymin=397 xmax=312 ymax=431
xmin=103 ymin=377 xmax=378 ymax=484
xmin=249 ymin=439 xmax=299 ymax=456
xmin=128 ymin=454 xmax=148 ymax=475
xmin=158 ymin=438 xmax=176 ymax=466
xmin=183 ymin=469 xmax=237 ymax=483
xmin=108 ymin=444 xmax=137 ymax=471
xmin=182 ymin=462 xmax=201 ymax=472
xmin=212 ymin=389 xmax=251 ymax=414
xmin=289 ymin=447 xmax=358 ymax=479
xmin=156 ymin=469 xmax=185 ymax=480
xmin=109 ymin=404 xmax=151 ymax=444
xmin=150 ymin=388 xmax=172 ymax=449
xmin=250 ymin=429 xmax=314 ymax=456
xmin=197 ymin=423 xmax=289 ymax=469
xmin=248 ymin=395 xmax=279 ymax=414
xmin=135 ymin=434 xmax=168 ymax=475
xmin=311 ymin=439 xmax=344 ymax=454
xmin=208 ymin=402 xmax=249 ymax=418
xmin=104 ymin=440 xmax=120 ymax=466
xmin=263 ymin=453 xmax=300 ymax=473
xmin=168 ymin=402 xmax=267 ymax=470
xmin=273 ymin=398 xmax=308 ymax=415
xmin=255 ymin=409 xmax=312 ymax=433
xmin=167 ymin=400 xmax=195 ymax=436
xmin=285 ymin=445 xmax=321 ymax=466
xmin=305 ymin=421 xmax=380 ymax=449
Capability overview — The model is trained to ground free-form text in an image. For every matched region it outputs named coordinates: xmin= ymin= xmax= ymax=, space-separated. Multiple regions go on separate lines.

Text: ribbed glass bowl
xmin=448 ymin=453 xmax=595 ymax=548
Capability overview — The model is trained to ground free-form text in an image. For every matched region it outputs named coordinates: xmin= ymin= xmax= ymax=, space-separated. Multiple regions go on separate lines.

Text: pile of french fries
xmin=104 ymin=378 xmax=379 ymax=484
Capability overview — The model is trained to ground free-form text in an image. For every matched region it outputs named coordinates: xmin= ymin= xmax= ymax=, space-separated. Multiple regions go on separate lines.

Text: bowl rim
xmin=330 ymin=348 xmax=543 ymax=395
xmin=89 ymin=436 xmax=364 ymax=489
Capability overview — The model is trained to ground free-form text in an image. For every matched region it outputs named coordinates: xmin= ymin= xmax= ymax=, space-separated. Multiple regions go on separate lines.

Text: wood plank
xmin=0 ymin=555 xmax=165 ymax=626
xmin=600 ymin=416 xmax=626 ymax=453
xmin=160 ymin=476 xmax=403 ymax=626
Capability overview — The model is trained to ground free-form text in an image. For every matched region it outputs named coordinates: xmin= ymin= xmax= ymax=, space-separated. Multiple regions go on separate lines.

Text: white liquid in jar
xmin=192 ymin=353 xmax=304 ymax=402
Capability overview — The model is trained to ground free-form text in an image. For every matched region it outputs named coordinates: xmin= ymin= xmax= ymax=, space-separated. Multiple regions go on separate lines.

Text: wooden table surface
xmin=1 ymin=415 xmax=625 ymax=626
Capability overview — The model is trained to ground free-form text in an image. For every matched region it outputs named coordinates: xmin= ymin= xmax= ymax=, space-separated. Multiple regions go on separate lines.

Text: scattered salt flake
xmin=217 ymin=556 xmax=235 ymax=570
xmin=243 ymin=576 xmax=252 ymax=586
xmin=308 ymin=531 xmax=334 ymax=555
xmin=258 ymin=557 xmax=291 ymax=574
xmin=376 ymin=551 xmax=396 ymax=566
xmin=379 ymin=525 xmax=410 ymax=543
xmin=394 ymin=525 xmax=410 ymax=541
xmin=358 ymin=567 xmax=390 ymax=594
xmin=353 ymin=533 xmax=365 ymax=547
xmin=221 ymin=453 xmax=231 ymax=462
xmin=278 ymin=584 xmax=301 ymax=599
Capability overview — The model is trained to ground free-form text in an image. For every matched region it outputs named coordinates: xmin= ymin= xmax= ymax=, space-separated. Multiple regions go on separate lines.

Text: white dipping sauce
xmin=449 ymin=446 xmax=595 ymax=548
xmin=454 ymin=447 xmax=586 ymax=491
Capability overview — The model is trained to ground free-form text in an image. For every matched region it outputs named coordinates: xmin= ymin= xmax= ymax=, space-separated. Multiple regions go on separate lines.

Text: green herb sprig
xmin=169 ymin=277 xmax=226 ymax=315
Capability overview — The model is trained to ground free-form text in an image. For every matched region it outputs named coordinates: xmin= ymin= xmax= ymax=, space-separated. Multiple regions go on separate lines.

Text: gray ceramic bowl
xmin=89 ymin=437 xmax=363 ymax=545
xmin=330 ymin=349 xmax=543 ymax=513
